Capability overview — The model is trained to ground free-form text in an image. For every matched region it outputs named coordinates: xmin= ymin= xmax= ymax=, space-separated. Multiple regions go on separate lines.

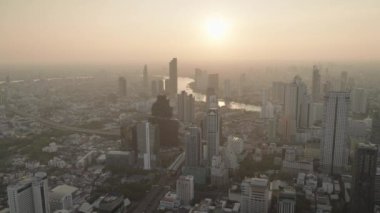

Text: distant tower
xmin=168 ymin=58 xmax=178 ymax=96
xmin=206 ymin=108 xmax=221 ymax=165
xmin=206 ymin=88 xmax=218 ymax=109
xmin=177 ymin=91 xmax=195 ymax=123
xmin=185 ymin=127 xmax=201 ymax=167
xmin=208 ymin=73 xmax=219 ymax=95
xmin=118 ymin=77 xmax=127 ymax=96
xmin=340 ymin=71 xmax=348 ymax=91
xmin=151 ymin=80 xmax=158 ymax=97
xmin=224 ymin=79 xmax=232 ymax=99
xmin=143 ymin=64 xmax=149 ymax=88
xmin=351 ymin=88 xmax=368 ymax=115
xmin=7 ymin=172 xmax=50 ymax=213
xmin=351 ymin=143 xmax=377 ymax=213
xmin=320 ymin=92 xmax=350 ymax=175
xmin=312 ymin=65 xmax=321 ymax=102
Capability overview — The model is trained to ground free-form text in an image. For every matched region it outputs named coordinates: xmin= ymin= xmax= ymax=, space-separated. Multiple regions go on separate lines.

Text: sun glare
xmin=205 ymin=17 xmax=229 ymax=41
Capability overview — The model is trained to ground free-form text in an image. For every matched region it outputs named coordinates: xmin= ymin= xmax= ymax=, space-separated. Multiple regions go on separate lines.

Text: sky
xmin=0 ymin=0 xmax=379 ymax=65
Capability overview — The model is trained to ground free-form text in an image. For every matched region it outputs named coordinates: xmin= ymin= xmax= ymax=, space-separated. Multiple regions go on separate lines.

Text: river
xmin=177 ymin=77 xmax=261 ymax=112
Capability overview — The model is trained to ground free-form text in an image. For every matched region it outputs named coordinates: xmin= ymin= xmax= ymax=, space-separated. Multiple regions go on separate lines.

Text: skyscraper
xmin=312 ymin=65 xmax=321 ymax=102
xmin=284 ymin=76 xmax=307 ymax=127
xmin=241 ymin=178 xmax=270 ymax=213
xmin=351 ymin=143 xmax=377 ymax=213
xmin=177 ymin=91 xmax=195 ymax=123
xmin=118 ymin=76 xmax=127 ymax=96
xmin=176 ymin=175 xmax=194 ymax=205
xmin=7 ymin=172 xmax=50 ymax=213
xmin=168 ymin=58 xmax=178 ymax=96
xmin=185 ymin=127 xmax=201 ymax=167
xmin=272 ymin=81 xmax=286 ymax=105
xmin=206 ymin=108 xmax=221 ymax=165
xmin=320 ymin=92 xmax=350 ymax=174
xmin=280 ymin=76 xmax=307 ymax=142
xmin=210 ymin=155 xmax=229 ymax=186
xmin=135 ymin=121 xmax=158 ymax=170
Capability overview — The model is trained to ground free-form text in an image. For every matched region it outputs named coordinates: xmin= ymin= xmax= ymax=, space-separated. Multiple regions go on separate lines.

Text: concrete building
xmin=241 ymin=178 xmax=270 ymax=213
xmin=7 ymin=172 xmax=50 ymax=213
xmin=351 ymin=143 xmax=378 ymax=213
xmin=106 ymin=151 xmax=134 ymax=168
xmin=159 ymin=192 xmax=180 ymax=210
xmin=97 ymin=193 xmax=125 ymax=213
xmin=177 ymin=91 xmax=195 ymax=123
xmin=176 ymin=175 xmax=194 ymax=205
xmin=320 ymin=92 xmax=350 ymax=175
xmin=210 ymin=155 xmax=229 ymax=186
xmin=278 ymin=188 xmax=296 ymax=213
xmin=49 ymin=185 xmax=78 ymax=212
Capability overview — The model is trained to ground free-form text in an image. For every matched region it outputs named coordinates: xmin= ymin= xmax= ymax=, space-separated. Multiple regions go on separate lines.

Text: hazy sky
xmin=0 ymin=0 xmax=379 ymax=65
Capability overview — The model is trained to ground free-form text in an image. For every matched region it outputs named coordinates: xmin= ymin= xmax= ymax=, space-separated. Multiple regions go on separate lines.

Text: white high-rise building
xmin=177 ymin=91 xmax=195 ymax=123
xmin=278 ymin=189 xmax=296 ymax=213
xmin=241 ymin=178 xmax=270 ymax=213
xmin=185 ymin=127 xmax=201 ymax=167
xmin=7 ymin=172 xmax=50 ymax=213
xmin=320 ymin=92 xmax=350 ymax=174
xmin=206 ymin=108 xmax=221 ymax=165
xmin=176 ymin=175 xmax=194 ymax=205
xmin=351 ymin=88 xmax=368 ymax=115
xmin=136 ymin=121 xmax=157 ymax=170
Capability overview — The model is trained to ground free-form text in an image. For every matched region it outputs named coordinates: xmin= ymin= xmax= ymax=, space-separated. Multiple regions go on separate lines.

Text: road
xmin=132 ymin=173 xmax=179 ymax=213
xmin=7 ymin=107 xmax=120 ymax=137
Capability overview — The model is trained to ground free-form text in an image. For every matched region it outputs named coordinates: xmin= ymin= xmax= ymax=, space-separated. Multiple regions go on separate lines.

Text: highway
xmin=131 ymin=173 xmax=179 ymax=213
xmin=7 ymin=107 xmax=120 ymax=137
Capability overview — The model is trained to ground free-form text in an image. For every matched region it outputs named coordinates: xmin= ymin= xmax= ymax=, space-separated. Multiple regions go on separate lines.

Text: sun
xmin=205 ymin=17 xmax=229 ymax=41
